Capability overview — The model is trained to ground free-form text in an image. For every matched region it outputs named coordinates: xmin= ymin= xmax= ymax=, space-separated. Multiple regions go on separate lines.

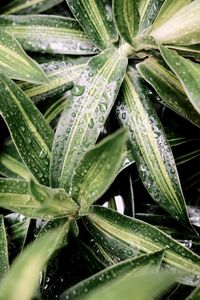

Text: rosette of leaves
xmin=0 ymin=0 xmax=200 ymax=299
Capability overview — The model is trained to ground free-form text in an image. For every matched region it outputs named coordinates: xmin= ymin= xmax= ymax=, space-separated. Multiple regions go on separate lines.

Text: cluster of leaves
xmin=0 ymin=0 xmax=200 ymax=299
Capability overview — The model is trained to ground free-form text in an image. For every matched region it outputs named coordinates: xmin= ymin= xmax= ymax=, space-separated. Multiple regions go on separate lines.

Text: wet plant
xmin=0 ymin=0 xmax=200 ymax=299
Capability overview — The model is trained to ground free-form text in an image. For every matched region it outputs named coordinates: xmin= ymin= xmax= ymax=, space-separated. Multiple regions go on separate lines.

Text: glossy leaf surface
xmin=0 ymin=75 xmax=53 ymax=185
xmin=116 ymin=67 xmax=190 ymax=227
xmin=51 ymin=48 xmax=128 ymax=190
xmin=0 ymin=15 xmax=98 ymax=55
xmin=66 ymin=0 xmax=118 ymax=50
xmin=0 ymin=215 xmax=9 ymax=279
xmin=72 ymin=129 xmax=128 ymax=215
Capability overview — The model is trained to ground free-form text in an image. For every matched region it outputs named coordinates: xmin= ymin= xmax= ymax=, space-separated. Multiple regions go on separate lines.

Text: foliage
xmin=0 ymin=0 xmax=200 ymax=299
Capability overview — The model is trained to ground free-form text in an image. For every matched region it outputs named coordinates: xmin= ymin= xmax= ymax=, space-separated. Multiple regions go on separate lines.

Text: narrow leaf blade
xmin=59 ymin=250 xmax=165 ymax=300
xmin=72 ymin=129 xmax=128 ymax=215
xmin=0 ymin=15 xmax=98 ymax=55
xmin=0 ymin=75 xmax=53 ymax=185
xmin=86 ymin=206 xmax=200 ymax=284
xmin=137 ymin=57 xmax=200 ymax=128
xmin=50 ymin=48 xmax=128 ymax=190
xmin=66 ymin=0 xmax=118 ymax=50
xmin=186 ymin=285 xmax=200 ymax=300
xmin=0 ymin=215 xmax=9 ymax=279
xmin=116 ymin=67 xmax=190 ymax=227
xmin=0 ymin=29 xmax=47 ymax=84
xmin=160 ymin=45 xmax=200 ymax=114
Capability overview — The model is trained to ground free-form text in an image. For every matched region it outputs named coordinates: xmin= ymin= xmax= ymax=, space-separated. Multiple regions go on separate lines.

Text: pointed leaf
xmin=66 ymin=0 xmax=118 ymax=50
xmin=152 ymin=0 xmax=192 ymax=30
xmin=59 ymin=250 xmax=164 ymax=300
xmin=0 ymin=0 xmax=64 ymax=15
xmin=86 ymin=206 xmax=200 ymax=284
xmin=0 ymin=15 xmax=98 ymax=55
xmin=160 ymin=46 xmax=200 ymax=114
xmin=186 ymin=285 xmax=200 ymax=300
xmin=20 ymin=57 xmax=88 ymax=103
xmin=0 ymin=215 xmax=9 ymax=279
xmin=72 ymin=129 xmax=128 ymax=215
xmin=137 ymin=57 xmax=200 ymax=128
xmin=150 ymin=0 xmax=200 ymax=45
xmin=0 ymin=178 xmax=79 ymax=219
xmin=116 ymin=67 xmax=190 ymax=227
xmin=0 ymin=29 xmax=47 ymax=84
xmin=113 ymin=0 xmax=140 ymax=45
xmin=0 ymin=224 xmax=69 ymax=300
xmin=50 ymin=48 xmax=128 ymax=190
xmin=0 ymin=75 xmax=53 ymax=185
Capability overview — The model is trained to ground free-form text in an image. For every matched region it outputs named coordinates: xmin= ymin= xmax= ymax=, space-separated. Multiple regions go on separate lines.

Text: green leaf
xmin=137 ymin=57 xmax=200 ymax=128
xmin=19 ymin=57 xmax=88 ymax=103
xmin=0 ymin=29 xmax=47 ymax=84
xmin=0 ymin=75 xmax=53 ymax=185
xmin=116 ymin=67 xmax=190 ymax=227
xmin=150 ymin=0 xmax=200 ymax=45
xmin=72 ymin=129 xmax=128 ymax=215
xmin=0 ymin=142 xmax=30 ymax=180
xmin=152 ymin=0 xmax=192 ymax=31
xmin=66 ymin=0 xmax=118 ymax=50
xmin=4 ymin=213 xmax=30 ymax=254
xmin=0 ymin=215 xmax=9 ymax=279
xmin=59 ymin=250 xmax=164 ymax=299
xmin=0 ymin=224 xmax=69 ymax=300
xmin=160 ymin=45 xmax=200 ymax=114
xmin=0 ymin=0 xmax=64 ymax=15
xmin=86 ymin=206 xmax=200 ymax=285
xmin=186 ymin=285 xmax=200 ymax=300
xmin=113 ymin=0 xmax=140 ymax=45
xmin=138 ymin=0 xmax=163 ymax=33
xmin=0 ymin=178 xmax=79 ymax=219
xmin=44 ymin=95 xmax=66 ymax=125
xmin=0 ymin=15 xmax=98 ymax=55
xmin=50 ymin=48 xmax=128 ymax=191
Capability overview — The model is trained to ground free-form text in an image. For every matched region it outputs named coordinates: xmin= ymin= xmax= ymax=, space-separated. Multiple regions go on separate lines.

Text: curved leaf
xmin=59 ymin=250 xmax=164 ymax=299
xmin=44 ymin=95 xmax=66 ymax=125
xmin=0 ymin=178 xmax=79 ymax=219
xmin=86 ymin=206 xmax=200 ymax=285
xmin=20 ymin=57 xmax=88 ymax=102
xmin=0 ymin=29 xmax=47 ymax=84
xmin=0 ymin=15 xmax=98 ymax=55
xmin=0 ymin=215 xmax=9 ymax=279
xmin=160 ymin=46 xmax=200 ymax=114
xmin=66 ymin=0 xmax=118 ymax=50
xmin=137 ymin=57 xmax=200 ymax=128
xmin=150 ymin=0 xmax=200 ymax=45
xmin=50 ymin=48 xmax=128 ymax=190
xmin=138 ymin=0 xmax=163 ymax=33
xmin=0 ymin=75 xmax=53 ymax=185
xmin=116 ymin=67 xmax=190 ymax=227
xmin=0 ymin=224 xmax=69 ymax=300
xmin=0 ymin=0 xmax=64 ymax=15
xmin=152 ymin=0 xmax=192 ymax=30
xmin=72 ymin=129 xmax=128 ymax=215
xmin=113 ymin=0 xmax=140 ymax=45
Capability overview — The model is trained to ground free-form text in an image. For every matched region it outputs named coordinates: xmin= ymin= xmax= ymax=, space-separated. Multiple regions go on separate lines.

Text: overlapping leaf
xmin=160 ymin=46 xmax=200 ymax=114
xmin=0 ymin=215 xmax=9 ymax=279
xmin=72 ymin=129 xmax=127 ymax=215
xmin=0 ymin=75 xmax=53 ymax=185
xmin=0 ymin=0 xmax=64 ymax=15
xmin=86 ymin=206 xmax=200 ymax=285
xmin=116 ymin=67 xmax=190 ymax=227
xmin=0 ymin=224 xmax=69 ymax=300
xmin=137 ymin=57 xmax=200 ymax=128
xmin=66 ymin=0 xmax=118 ymax=50
xmin=150 ymin=0 xmax=200 ymax=45
xmin=0 ymin=15 xmax=98 ymax=55
xmin=50 ymin=48 xmax=128 ymax=190
xmin=0 ymin=178 xmax=79 ymax=219
xmin=59 ymin=250 xmax=164 ymax=299
xmin=0 ymin=29 xmax=47 ymax=83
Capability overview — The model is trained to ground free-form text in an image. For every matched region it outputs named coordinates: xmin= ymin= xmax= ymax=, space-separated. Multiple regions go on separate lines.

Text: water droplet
xmin=71 ymin=85 xmax=85 ymax=96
